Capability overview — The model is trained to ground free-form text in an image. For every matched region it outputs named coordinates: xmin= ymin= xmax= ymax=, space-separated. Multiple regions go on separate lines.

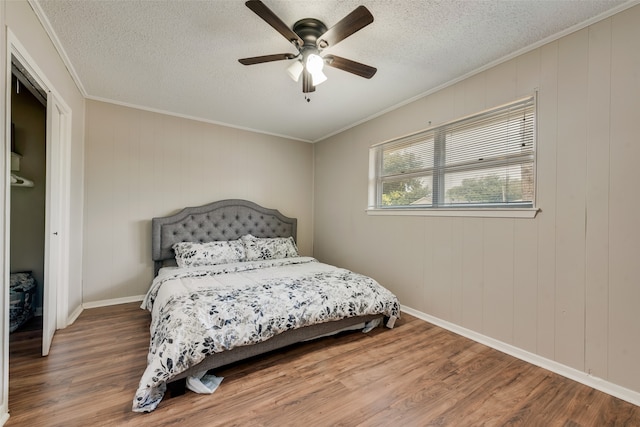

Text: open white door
xmin=42 ymin=97 xmax=63 ymax=356
xmin=8 ymin=34 xmax=72 ymax=358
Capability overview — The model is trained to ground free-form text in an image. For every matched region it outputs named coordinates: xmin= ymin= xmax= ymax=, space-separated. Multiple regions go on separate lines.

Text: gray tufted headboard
xmin=151 ymin=199 xmax=297 ymax=275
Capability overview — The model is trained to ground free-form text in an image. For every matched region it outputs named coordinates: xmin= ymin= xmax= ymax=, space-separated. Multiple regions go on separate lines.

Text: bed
xmin=133 ymin=199 xmax=400 ymax=412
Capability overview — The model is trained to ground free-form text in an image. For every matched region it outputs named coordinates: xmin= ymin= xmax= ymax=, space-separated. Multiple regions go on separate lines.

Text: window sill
xmin=366 ymin=207 xmax=540 ymax=219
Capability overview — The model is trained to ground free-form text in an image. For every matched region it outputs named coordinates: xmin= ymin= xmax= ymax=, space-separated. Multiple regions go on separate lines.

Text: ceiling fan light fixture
xmin=311 ymin=69 xmax=327 ymax=86
xmin=306 ymin=53 xmax=324 ymax=74
xmin=286 ymin=60 xmax=304 ymax=82
xmin=306 ymin=53 xmax=327 ymax=86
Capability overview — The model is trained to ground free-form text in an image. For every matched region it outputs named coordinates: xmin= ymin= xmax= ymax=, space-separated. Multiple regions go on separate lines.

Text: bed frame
xmin=151 ymin=199 xmax=381 ymax=395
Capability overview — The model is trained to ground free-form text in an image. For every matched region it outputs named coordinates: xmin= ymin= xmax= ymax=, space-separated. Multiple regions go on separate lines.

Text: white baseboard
xmin=66 ymin=304 xmax=83 ymax=326
xmin=402 ymin=305 xmax=640 ymax=408
xmin=82 ymin=295 xmax=145 ymax=309
xmin=0 ymin=406 xmax=9 ymax=427
xmin=58 ymin=297 xmax=141 ymax=328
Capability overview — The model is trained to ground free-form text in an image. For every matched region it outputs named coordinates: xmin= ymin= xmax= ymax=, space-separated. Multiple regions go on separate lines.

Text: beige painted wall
xmin=82 ymin=100 xmax=314 ymax=303
xmin=313 ymin=5 xmax=640 ymax=395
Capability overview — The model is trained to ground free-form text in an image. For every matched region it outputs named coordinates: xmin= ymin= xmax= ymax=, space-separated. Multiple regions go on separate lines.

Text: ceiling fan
xmin=238 ymin=0 xmax=377 ymax=94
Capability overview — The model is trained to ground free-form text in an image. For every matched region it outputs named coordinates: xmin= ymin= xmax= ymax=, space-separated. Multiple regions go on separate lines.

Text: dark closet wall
xmin=10 ymin=74 xmax=46 ymax=312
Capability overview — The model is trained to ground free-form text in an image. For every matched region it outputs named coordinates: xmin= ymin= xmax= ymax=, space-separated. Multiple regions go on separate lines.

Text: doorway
xmin=5 ymin=33 xmax=72 ymax=359
xmin=8 ymin=59 xmax=47 ymax=353
xmin=2 ymin=30 xmax=74 ymax=422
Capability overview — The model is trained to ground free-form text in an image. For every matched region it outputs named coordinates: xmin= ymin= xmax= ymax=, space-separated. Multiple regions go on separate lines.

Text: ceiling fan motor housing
xmin=292 ymin=18 xmax=328 ymax=50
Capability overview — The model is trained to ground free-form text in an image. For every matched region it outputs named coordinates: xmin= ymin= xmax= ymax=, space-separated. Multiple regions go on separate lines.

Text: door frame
xmin=3 ymin=30 xmax=71 ymax=354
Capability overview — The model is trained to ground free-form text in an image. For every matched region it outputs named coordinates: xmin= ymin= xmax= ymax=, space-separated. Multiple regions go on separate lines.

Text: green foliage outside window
xmin=381 ymin=151 xmax=431 ymax=206
xmin=447 ymin=174 xmax=523 ymax=204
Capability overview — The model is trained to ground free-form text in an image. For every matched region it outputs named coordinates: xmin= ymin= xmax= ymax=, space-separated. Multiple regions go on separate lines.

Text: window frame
xmin=367 ymin=94 xmax=539 ymax=218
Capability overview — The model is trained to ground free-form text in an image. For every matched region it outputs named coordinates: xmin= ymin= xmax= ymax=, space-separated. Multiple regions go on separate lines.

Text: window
xmin=369 ymin=95 xmax=536 ymax=215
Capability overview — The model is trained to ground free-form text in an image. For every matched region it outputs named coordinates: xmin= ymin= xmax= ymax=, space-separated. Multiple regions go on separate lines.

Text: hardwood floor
xmin=7 ymin=303 xmax=640 ymax=426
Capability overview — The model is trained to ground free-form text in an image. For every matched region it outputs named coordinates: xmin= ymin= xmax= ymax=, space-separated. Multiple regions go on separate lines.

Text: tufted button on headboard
xmin=151 ymin=199 xmax=297 ymax=275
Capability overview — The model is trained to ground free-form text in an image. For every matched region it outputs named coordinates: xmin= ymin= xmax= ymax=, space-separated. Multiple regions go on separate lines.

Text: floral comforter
xmin=133 ymin=257 xmax=400 ymax=412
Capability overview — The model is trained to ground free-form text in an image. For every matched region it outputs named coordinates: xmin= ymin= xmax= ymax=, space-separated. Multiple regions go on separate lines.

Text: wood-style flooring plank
xmin=6 ymin=303 xmax=640 ymax=426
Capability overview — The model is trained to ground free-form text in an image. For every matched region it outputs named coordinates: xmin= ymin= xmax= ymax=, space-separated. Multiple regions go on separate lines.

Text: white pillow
xmin=241 ymin=234 xmax=299 ymax=261
xmin=172 ymin=240 xmax=246 ymax=268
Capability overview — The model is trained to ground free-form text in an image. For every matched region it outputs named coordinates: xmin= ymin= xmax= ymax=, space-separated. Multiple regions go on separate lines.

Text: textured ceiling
xmin=33 ymin=0 xmax=633 ymax=142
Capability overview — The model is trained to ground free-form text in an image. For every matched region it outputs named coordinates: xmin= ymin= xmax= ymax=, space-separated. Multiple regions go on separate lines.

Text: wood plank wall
xmin=312 ymin=5 xmax=640 ymax=397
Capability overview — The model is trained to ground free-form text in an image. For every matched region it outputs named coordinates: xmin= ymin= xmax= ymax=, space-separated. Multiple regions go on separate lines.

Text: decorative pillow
xmin=172 ymin=240 xmax=246 ymax=268
xmin=241 ymin=234 xmax=299 ymax=261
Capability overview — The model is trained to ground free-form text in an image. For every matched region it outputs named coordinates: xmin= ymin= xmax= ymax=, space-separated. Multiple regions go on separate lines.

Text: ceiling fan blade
xmin=239 ymin=53 xmax=297 ymax=65
xmin=245 ymin=0 xmax=304 ymax=47
xmin=302 ymin=69 xmax=315 ymax=93
xmin=324 ymin=55 xmax=377 ymax=79
xmin=317 ymin=5 xmax=373 ymax=49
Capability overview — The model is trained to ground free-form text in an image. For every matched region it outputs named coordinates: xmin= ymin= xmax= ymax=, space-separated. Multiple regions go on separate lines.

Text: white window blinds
xmin=371 ymin=95 xmax=536 ymax=209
